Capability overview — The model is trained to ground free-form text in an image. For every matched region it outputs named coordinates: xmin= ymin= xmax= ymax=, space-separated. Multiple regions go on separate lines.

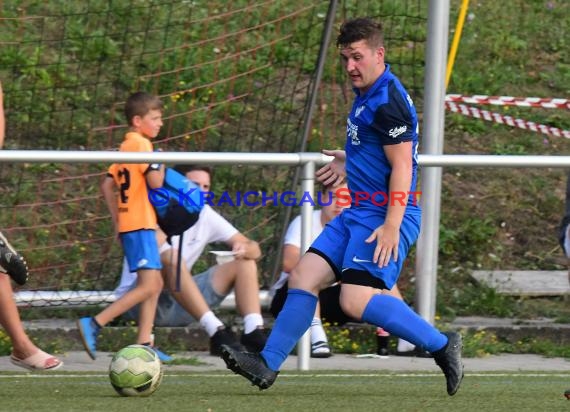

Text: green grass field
xmin=0 ymin=371 xmax=568 ymax=412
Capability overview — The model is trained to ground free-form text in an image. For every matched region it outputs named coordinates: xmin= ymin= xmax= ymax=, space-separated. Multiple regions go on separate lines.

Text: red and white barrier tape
xmin=446 ymin=94 xmax=570 ymax=110
xmin=445 ymin=102 xmax=570 ymax=139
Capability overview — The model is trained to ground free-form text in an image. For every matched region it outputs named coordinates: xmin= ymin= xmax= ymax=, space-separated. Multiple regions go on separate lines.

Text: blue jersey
xmin=344 ymin=64 xmax=420 ymax=216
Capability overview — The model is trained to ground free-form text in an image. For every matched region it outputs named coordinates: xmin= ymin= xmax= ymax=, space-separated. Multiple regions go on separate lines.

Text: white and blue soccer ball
xmin=109 ymin=344 xmax=163 ymax=397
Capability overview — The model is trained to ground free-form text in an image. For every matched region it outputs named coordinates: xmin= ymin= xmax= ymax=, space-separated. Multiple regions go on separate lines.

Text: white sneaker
xmin=311 ymin=341 xmax=332 ymax=358
xmin=397 ymin=338 xmax=416 ymax=353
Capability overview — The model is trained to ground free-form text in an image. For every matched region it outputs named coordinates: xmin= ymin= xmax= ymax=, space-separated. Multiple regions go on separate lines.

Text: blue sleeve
xmin=372 ymin=82 xmax=415 ymax=145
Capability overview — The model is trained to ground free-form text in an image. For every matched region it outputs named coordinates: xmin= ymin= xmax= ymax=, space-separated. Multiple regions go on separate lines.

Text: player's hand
xmin=316 ymin=149 xmax=346 ymax=187
xmin=365 ymin=223 xmax=400 ymax=268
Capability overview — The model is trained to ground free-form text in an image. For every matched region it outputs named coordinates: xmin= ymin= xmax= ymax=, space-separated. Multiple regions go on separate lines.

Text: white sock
xmin=199 ymin=311 xmax=224 ymax=337
xmin=397 ymin=338 xmax=415 ymax=352
xmin=310 ymin=317 xmax=328 ymax=344
xmin=243 ymin=313 xmax=264 ymax=334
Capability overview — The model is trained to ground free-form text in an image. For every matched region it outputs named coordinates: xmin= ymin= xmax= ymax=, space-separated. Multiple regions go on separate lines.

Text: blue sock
xmin=361 ymin=294 xmax=447 ymax=352
xmin=261 ymin=288 xmax=317 ymax=371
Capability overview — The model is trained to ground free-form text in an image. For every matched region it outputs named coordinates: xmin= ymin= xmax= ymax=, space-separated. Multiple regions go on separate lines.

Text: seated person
xmin=270 ymin=182 xmax=417 ymax=357
xmin=115 ymin=165 xmax=267 ymax=355
xmin=558 ymin=170 xmax=570 ymax=285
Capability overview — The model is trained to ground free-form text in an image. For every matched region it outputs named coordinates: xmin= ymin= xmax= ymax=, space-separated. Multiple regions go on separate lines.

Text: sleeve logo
xmin=388 ymin=125 xmax=407 ymax=138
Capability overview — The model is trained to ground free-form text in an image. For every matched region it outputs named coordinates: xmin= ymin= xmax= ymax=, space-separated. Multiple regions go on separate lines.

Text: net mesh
xmin=0 ymin=0 xmax=427 ymax=306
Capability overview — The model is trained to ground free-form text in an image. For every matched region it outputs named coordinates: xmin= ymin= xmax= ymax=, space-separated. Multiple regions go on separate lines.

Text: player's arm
xmin=282 ymin=244 xmax=301 ymax=273
xmin=384 ymin=141 xmax=413 ymax=229
xmin=140 ymin=143 xmax=165 ymax=189
xmin=226 ymin=232 xmax=261 ymax=260
xmin=101 ymin=174 xmax=119 ymax=233
xmin=366 ymin=141 xmax=413 ymax=267
xmin=0 ymin=82 xmax=5 ymax=149
xmin=145 ymin=162 xmax=165 ymax=189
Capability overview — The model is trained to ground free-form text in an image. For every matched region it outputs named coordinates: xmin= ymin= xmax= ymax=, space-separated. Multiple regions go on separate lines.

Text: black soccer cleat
xmin=433 ymin=331 xmax=464 ymax=396
xmin=0 ymin=232 xmax=29 ymax=286
xmin=210 ymin=327 xmax=246 ymax=356
xmin=221 ymin=344 xmax=278 ymax=390
xmin=240 ymin=328 xmax=268 ymax=353
xmin=395 ymin=347 xmax=433 ymax=358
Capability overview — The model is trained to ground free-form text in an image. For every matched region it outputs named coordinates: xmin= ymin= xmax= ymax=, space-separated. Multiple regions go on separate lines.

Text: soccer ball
xmin=109 ymin=344 xmax=163 ymax=397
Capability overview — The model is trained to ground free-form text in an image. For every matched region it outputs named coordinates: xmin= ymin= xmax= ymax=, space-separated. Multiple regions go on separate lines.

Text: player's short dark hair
xmin=124 ymin=91 xmax=163 ymax=126
xmin=336 ymin=17 xmax=384 ymax=49
xmin=173 ymin=164 xmax=213 ymax=179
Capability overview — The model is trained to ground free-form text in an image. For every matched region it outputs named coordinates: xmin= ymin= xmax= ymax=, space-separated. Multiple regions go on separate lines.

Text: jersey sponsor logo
xmin=355 ymin=105 xmax=365 ymax=117
xmin=388 ymin=125 xmax=407 ymax=138
xmin=352 ymin=255 xmax=372 ymax=263
xmin=347 ymin=118 xmax=360 ymax=145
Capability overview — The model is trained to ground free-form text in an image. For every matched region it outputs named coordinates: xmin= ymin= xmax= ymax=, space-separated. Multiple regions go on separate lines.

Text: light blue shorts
xmin=124 ymin=266 xmax=226 ymax=326
xmin=121 ymin=229 xmax=162 ymax=272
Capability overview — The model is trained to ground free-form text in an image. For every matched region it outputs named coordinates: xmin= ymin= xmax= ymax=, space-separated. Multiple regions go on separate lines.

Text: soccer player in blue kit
xmin=221 ymin=17 xmax=464 ymax=396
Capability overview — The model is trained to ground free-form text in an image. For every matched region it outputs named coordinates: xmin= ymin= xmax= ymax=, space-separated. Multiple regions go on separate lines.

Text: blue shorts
xmin=124 ymin=266 xmax=224 ymax=326
xmin=121 ymin=229 xmax=162 ymax=272
xmin=310 ymin=208 xmax=421 ymax=290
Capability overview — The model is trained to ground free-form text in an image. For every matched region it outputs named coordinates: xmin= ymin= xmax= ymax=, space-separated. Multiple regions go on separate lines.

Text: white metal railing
xmin=4 ymin=150 xmax=570 ymax=167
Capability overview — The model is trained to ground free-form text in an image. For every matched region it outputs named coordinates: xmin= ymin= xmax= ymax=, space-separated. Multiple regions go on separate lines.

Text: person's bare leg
xmin=161 ymin=250 xmax=242 ymax=353
xmin=136 ymin=275 xmax=161 ymax=344
xmin=208 ymin=259 xmax=266 ymax=351
xmin=384 ymin=284 xmax=403 ymax=299
xmin=161 ymin=250 xmax=211 ymax=319
xmin=0 ymin=274 xmax=61 ymax=368
xmin=210 ymin=259 xmax=261 ymax=316
xmin=95 ymin=268 xmax=163 ymax=328
xmin=0 ymin=275 xmax=44 ymax=359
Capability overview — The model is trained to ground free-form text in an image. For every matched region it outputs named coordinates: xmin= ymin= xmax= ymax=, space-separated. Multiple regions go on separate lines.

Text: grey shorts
xmin=124 ymin=266 xmax=226 ymax=327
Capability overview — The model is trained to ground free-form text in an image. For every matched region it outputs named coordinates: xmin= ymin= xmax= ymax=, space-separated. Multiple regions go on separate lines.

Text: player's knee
xmin=338 ymin=295 xmax=363 ymax=320
xmin=160 ymin=264 xmax=174 ymax=282
xmin=215 ymin=261 xmax=242 ymax=282
xmin=234 ymin=258 xmax=257 ymax=275
xmin=288 ymin=267 xmax=304 ymax=287
xmin=289 ymin=267 xmax=321 ymax=295
xmin=156 ymin=274 xmax=164 ymax=290
xmin=138 ymin=280 xmax=163 ymax=299
xmin=146 ymin=273 xmax=164 ymax=295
